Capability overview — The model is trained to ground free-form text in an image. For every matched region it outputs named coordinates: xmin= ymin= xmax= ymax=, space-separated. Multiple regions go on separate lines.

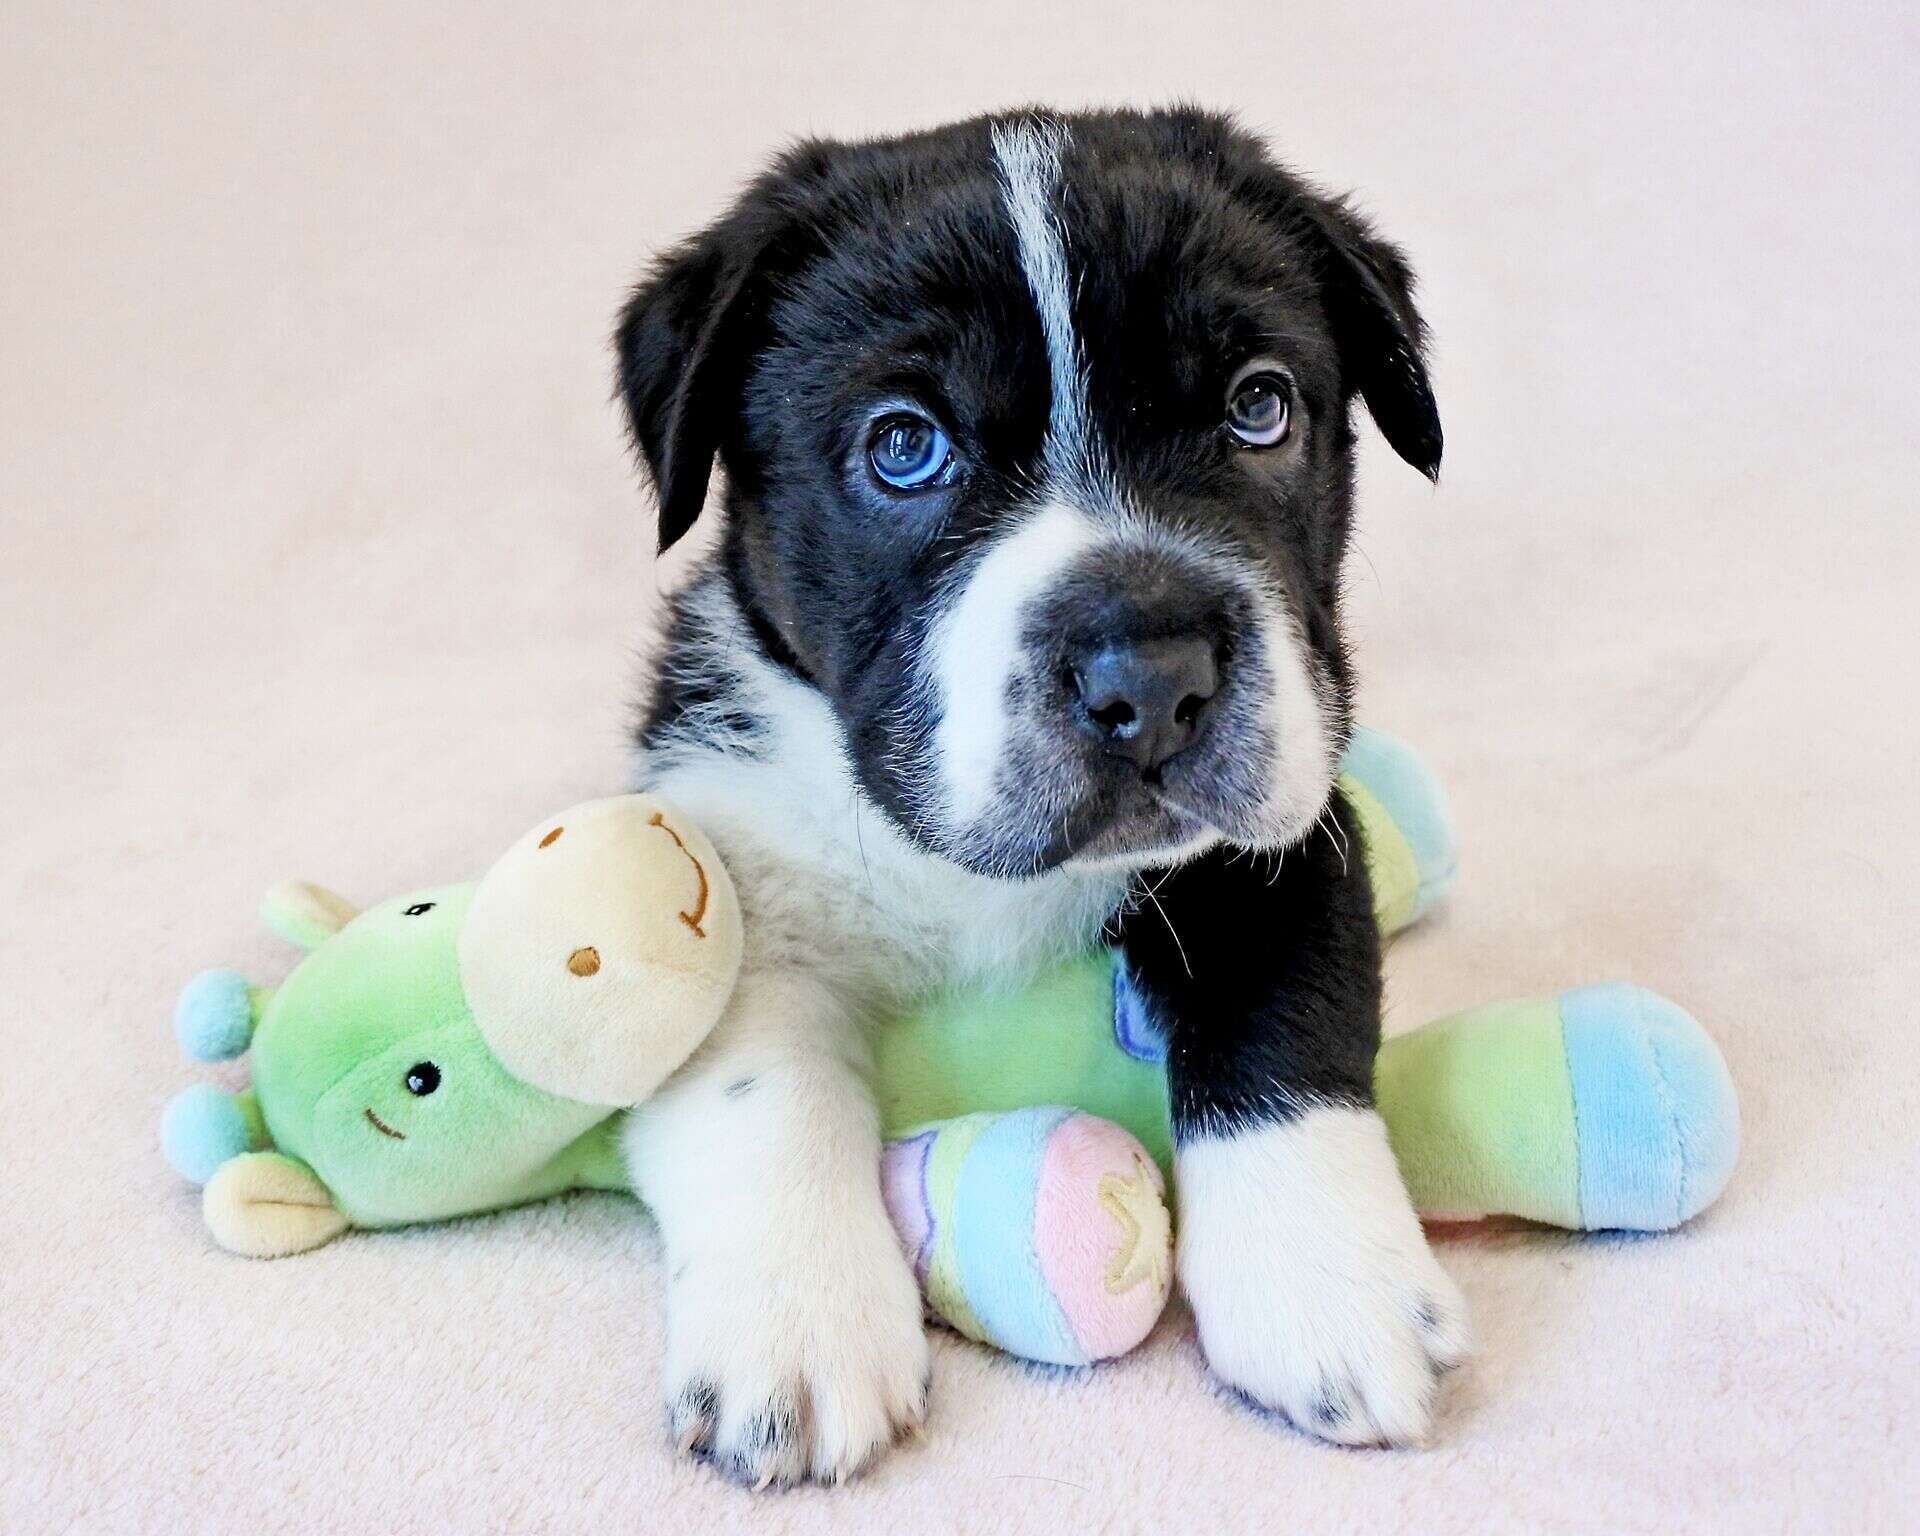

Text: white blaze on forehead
xmin=913 ymin=122 xmax=1107 ymax=844
xmin=990 ymin=119 xmax=1103 ymax=499
xmin=910 ymin=122 xmax=1337 ymax=860
xmin=922 ymin=501 xmax=1100 ymax=830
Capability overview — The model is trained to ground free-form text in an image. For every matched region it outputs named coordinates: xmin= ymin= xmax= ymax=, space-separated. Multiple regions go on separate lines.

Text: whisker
xmin=1317 ymin=806 xmax=1350 ymax=877
xmin=1137 ymin=876 xmax=1192 ymax=980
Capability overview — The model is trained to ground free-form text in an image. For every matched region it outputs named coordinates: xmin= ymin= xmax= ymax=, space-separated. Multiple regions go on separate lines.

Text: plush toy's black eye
xmin=403 ymin=902 xmax=435 ymax=916
xmin=404 ymin=1062 xmax=440 ymax=1096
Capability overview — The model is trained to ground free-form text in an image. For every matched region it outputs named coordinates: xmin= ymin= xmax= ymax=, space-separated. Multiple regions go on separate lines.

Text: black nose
xmin=1067 ymin=636 xmax=1220 ymax=775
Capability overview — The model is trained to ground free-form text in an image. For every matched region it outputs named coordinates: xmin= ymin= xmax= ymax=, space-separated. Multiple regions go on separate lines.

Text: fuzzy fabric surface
xmin=5 ymin=3 xmax=1916 ymax=1531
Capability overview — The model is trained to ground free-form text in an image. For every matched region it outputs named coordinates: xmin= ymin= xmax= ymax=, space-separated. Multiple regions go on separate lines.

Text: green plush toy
xmin=163 ymin=730 xmax=1738 ymax=1369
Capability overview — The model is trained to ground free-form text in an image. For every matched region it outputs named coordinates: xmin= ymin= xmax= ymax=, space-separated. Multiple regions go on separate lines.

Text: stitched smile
xmin=364 ymin=1108 xmax=406 ymax=1140
xmin=647 ymin=811 xmax=711 ymax=938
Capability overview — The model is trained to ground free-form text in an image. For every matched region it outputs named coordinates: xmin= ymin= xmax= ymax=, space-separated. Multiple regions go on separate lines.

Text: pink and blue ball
xmin=948 ymin=1107 xmax=1171 ymax=1367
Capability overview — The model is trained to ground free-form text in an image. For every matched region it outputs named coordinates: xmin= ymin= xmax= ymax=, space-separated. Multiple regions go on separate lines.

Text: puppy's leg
xmin=625 ymin=965 xmax=929 ymax=1487
xmin=1113 ymin=798 xmax=1469 ymax=1446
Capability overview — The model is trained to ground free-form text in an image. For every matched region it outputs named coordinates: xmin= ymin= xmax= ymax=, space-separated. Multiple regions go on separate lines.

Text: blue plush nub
xmin=1562 ymin=983 xmax=1740 ymax=1230
xmin=162 ymin=1084 xmax=254 ymax=1185
xmin=1339 ymin=726 xmax=1460 ymax=920
xmin=175 ymin=969 xmax=255 ymax=1061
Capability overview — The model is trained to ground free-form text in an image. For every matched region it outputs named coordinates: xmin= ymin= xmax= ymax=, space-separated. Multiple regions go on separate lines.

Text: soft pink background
xmin=5 ymin=3 xmax=1916 ymax=1531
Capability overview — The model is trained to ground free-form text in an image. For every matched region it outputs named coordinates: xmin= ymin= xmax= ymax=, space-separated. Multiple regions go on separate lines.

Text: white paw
xmin=662 ymin=1221 xmax=930 ymax=1487
xmin=1176 ymin=1104 xmax=1471 ymax=1447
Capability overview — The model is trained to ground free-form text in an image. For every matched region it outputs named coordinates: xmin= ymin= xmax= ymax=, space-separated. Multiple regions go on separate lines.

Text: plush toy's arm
xmin=1377 ymin=983 xmax=1738 ymax=1231
xmin=880 ymin=975 xmax=1738 ymax=1238
xmin=174 ymin=970 xmax=271 ymax=1062
xmin=260 ymin=880 xmax=359 ymax=950
xmin=870 ymin=981 xmax=1739 ymax=1372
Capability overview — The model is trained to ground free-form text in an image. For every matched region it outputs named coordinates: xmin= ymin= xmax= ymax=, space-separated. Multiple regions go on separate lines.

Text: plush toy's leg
xmin=881 ymin=1107 xmax=1173 ymax=1367
xmin=1338 ymin=726 xmax=1460 ymax=936
xmin=202 ymin=1152 xmax=350 ymax=1257
xmin=1376 ymin=983 xmax=1739 ymax=1230
xmin=161 ymin=1084 xmax=269 ymax=1184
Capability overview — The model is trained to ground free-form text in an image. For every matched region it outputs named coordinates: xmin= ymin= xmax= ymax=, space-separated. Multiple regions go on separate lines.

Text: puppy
xmin=615 ymin=107 xmax=1468 ymax=1486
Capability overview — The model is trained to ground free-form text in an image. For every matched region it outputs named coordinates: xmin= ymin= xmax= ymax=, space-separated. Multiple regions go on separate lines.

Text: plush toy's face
xmin=251 ymin=884 xmax=605 ymax=1226
xmin=169 ymin=793 xmax=743 ymax=1248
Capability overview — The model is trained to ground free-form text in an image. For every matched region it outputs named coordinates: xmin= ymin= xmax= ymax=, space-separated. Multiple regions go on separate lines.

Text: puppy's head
xmin=619 ymin=108 xmax=1439 ymax=878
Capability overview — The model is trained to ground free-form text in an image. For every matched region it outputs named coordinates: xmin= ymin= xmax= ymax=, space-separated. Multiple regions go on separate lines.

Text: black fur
xmin=617 ymin=108 xmax=1438 ymax=556
xmin=617 ymin=105 xmax=1438 ymax=1137
xmin=1109 ymin=789 xmax=1382 ymax=1139
xmin=619 ymin=107 xmax=1437 ymax=874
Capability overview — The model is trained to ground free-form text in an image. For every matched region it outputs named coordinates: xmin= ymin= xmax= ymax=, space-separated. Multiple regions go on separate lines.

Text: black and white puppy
xmin=616 ymin=107 xmax=1468 ymax=1486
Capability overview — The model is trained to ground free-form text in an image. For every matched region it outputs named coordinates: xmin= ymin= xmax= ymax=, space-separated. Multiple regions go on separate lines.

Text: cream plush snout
xmin=459 ymin=795 xmax=744 ymax=1106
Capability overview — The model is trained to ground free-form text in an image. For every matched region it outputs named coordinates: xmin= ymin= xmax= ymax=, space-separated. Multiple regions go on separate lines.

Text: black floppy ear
xmin=615 ymin=236 xmax=754 ymax=552
xmin=615 ymin=185 xmax=797 ymax=551
xmin=1300 ymin=196 xmax=1443 ymax=480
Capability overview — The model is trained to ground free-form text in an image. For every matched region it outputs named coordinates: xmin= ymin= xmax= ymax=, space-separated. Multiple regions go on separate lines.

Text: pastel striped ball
xmin=883 ymin=1107 xmax=1172 ymax=1367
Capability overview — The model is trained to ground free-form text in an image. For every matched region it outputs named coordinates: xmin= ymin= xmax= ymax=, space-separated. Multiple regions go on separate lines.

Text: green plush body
xmin=163 ymin=729 xmax=1739 ymax=1366
xmin=882 ymin=966 xmax=1733 ymax=1230
xmin=253 ymin=884 xmax=619 ymax=1228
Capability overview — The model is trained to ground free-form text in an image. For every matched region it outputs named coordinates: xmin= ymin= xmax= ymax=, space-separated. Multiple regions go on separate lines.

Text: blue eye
xmin=1227 ymin=368 xmax=1292 ymax=447
xmin=868 ymin=415 xmax=952 ymax=489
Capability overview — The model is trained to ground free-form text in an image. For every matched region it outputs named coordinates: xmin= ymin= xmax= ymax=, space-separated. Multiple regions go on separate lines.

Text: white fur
xmin=991 ymin=118 xmax=1101 ymax=495
xmin=630 ymin=582 xmax=1127 ymax=1482
xmin=1244 ymin=574 xmax=1342 ymax=849
xmin=621 ymin=128 xmax=1371 ymax=1481
xmin=1175 ymin=1106 xmax=1471 ymax=1447
xmin=912 ymin=497 xmax=1337 ymax=860
xmin=624 ymin=966 xmax=928 ymax=1486
xmin=969 ymin=119 xmax=1335 ymax=854
xmin=643 ymin=582 xmax=1129 ymax=996
xmin=919 ymin=500 xmax=1099 ymax=833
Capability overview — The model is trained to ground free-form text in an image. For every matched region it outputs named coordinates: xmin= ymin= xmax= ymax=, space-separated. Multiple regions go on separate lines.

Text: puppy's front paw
xmin=1176 ymin=1105 xmax=1470 ymax=1447
xmin=663 ymin=1220 xmax=929 ymax=1488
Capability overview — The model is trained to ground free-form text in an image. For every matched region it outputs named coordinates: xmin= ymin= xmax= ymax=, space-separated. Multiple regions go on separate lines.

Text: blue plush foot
xmin=1560 ymin=983 xmax=1739 ymax=1229
xmin=161 ymin=1084 xmax=265 ymax=1185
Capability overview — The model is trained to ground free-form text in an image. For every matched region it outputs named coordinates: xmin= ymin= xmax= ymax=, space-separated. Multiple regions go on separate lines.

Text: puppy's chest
xmin=691 ymin=786 xmax=1126 ymax=1001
